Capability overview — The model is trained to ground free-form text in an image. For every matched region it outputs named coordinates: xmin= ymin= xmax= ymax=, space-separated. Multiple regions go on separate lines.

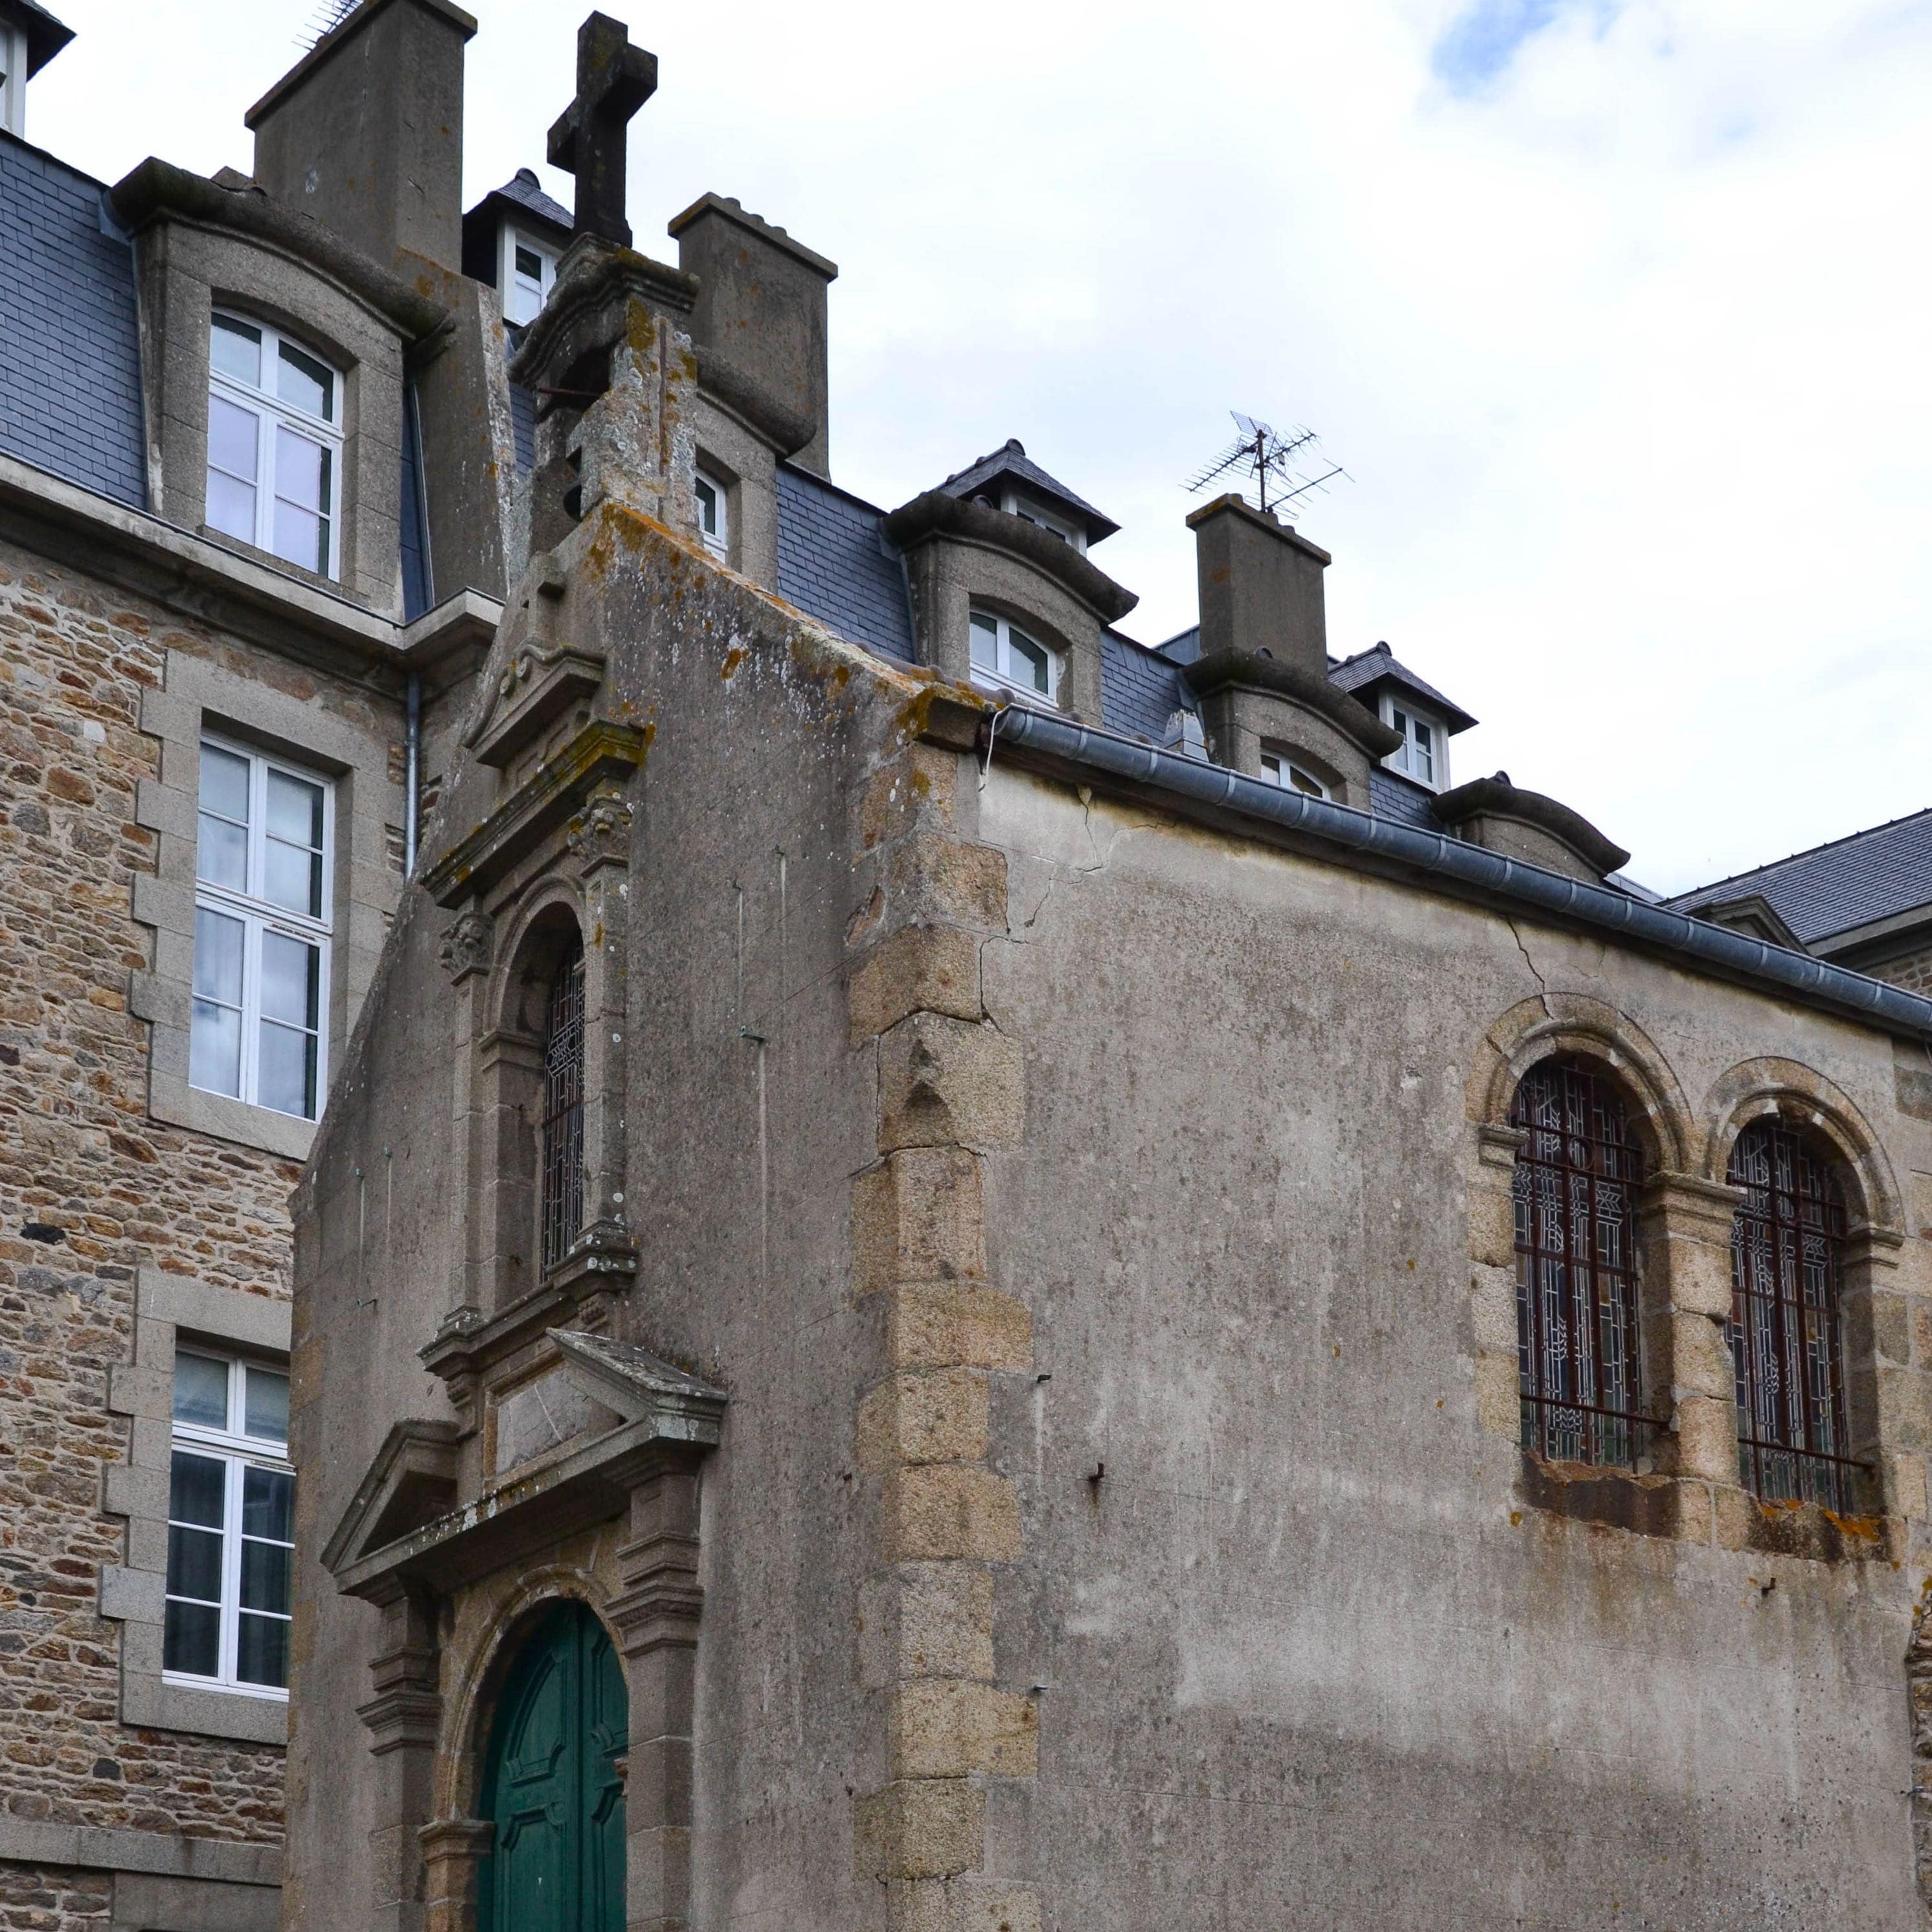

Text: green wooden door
xmin=480 ymin=1602 xmax=628 ymax=1932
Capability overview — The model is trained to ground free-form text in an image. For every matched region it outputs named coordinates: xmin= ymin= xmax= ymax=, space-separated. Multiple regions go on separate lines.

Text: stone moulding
xmin=884 ymin=488 xmax=1140 ymax=625
xmin=422 ymin=720 xmax=647 ymax=907
xmin=466 ymin=641 xmax=609 ymax=768
xmin=327 ymin=1395 xmax=724 ymax=1602
xmin=1431 ymin=773 xmax=1633 ymax=876
xmin=1183 ymin=646 xmax=1404 ymax=760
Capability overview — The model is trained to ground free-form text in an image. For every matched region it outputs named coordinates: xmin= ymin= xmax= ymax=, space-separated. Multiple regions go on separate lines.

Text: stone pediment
xmin=422 ymin=720 xmax=646 ymax=907
xmin=326 ymin=1350 xmax=725 ymax=1604
xmin=466 ymin=638 xmax=608 ymax=769
xmin=320 ymin=1419 xmax=462 ymax=1581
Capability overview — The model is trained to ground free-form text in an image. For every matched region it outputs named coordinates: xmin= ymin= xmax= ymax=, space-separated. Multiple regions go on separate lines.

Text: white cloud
xmin=24 ymin=0 xmax=1932 ymax=891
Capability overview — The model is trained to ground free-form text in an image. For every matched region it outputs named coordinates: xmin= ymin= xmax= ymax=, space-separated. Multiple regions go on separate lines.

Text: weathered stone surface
xmin=854 ymin=1779 xmax=985 ymax=1881
xmin=852 ymin=1150 xmax=987 ymax=1295
xmin=885 ymin=1284 xmax=1032 ymax=1373
xmin=849 ymin=925 xmax=983 ymax=1043
xmin=889 ymin=1679 xmax=1036 ymax=1780
xmin=878 ymin=1013 xmax=1025 ymax=1155
xmin=858 ymin=1370 xmax=990 ymax=1472
xmin=881 ymin=1466 xmax=1022 ymax=1564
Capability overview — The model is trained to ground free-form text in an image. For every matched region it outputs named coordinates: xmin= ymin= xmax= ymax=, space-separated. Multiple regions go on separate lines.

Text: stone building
xmin=5 ymin=3 xmax=1932 ymax=1931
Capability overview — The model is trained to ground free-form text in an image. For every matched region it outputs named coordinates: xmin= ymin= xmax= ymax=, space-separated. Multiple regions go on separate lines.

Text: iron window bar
xmin=1727 ymin=1118 xmax=1854 ymax=1512
xmin=1512 ymin=1058 xmax=1648 ymax=1471
xmin=540 ymin=934 xmax=586 ymax=1274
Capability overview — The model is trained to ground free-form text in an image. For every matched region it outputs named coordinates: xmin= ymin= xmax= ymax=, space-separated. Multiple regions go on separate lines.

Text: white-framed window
xmin=694 ymin=468 xmax=729 ymax=561
xmin=0 ymin=23 xmax=27 ymax=139
xmin=499 ymin=227 xmax=558 ymax=326
xmin=1384 ymin=698 xmax=1444 ymax=790
xmin=164 ymin=1348 xmax=293 ymax=1699
xmin=1001 ymin=489 xmax=1085 ymax=554
xmin=191 ymin=735 xmax=334 ymax=1121
xmin=969 ymin=608 xmax=1063 ymax=705
xmin=1260 ymin=751 xmax=1329 ymax=799
xmin=205 ymin=312 xmax=343 ymax=580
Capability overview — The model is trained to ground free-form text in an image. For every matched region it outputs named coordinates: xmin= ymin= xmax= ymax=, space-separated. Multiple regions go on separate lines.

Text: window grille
xmin=540 ymin=933 xmax=586 ymax=1271
xmin=1511 ymin=1058 xmax=1648 ymax=1468
xmin=1726 ymin=1119 xmax=1855 ymax=1510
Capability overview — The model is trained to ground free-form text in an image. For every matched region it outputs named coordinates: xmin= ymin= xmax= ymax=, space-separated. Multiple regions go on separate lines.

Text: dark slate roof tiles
xmin=1666 ymin=807 xmax=1932 ymax=946
xmin=774 ymin=463 xmax=915 ymax=661
xmin=1330 ymin=641 xmax=1476 ymax=733
xmin=936 ymin=438 xmax=1118 ymax=543
xmin=1100 ymin=631 xmax=1192 ymax=745
xmin=0 ymin=133 xmax=145 ymax=509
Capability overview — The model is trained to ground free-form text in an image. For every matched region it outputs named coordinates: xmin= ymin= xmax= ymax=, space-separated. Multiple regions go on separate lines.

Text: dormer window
xmin=1383 ymin=699 xmax=1445 ymax=790
xmin=501 ymin=229 xmax=558 ymax=326
xmin=970 ymin=609 xmax=1062 ymax=705
xmin=1001 ymin=490 xmax=1086 ymax=554
xmin=0 ymin=20 xmax=24 ymax=138
xmin=694 ymin=468 xmax=729 ymax=561
xmin=206 ymin=312 xmax=341 ymax=580
xmin=1260 ymin=751 xmax=1329 ymax=800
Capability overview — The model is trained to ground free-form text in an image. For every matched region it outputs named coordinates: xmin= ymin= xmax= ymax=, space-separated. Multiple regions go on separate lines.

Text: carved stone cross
xmin=547 ymin=12 xmax=658 ymax=249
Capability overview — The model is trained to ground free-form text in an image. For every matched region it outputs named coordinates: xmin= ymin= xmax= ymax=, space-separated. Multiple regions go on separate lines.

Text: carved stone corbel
xmin=437 ymin=910 xmax=494 ymax=983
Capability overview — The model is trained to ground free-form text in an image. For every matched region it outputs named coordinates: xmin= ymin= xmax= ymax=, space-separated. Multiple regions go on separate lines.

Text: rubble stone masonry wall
xmin=0 ymin=534 xmax=397 ymax=1862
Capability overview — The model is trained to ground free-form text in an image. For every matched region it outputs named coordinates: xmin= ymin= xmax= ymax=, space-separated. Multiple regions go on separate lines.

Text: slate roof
xmin=774 ymin=463 xmax=915 ymax=661
xmin=1666 ymin=808 xmax=1932 ymax=947
xmin=488 ymin=168 xmax=571 ymax=235
xmin=4 ymin=0 xmax=74 ymax=77
xmin=1330 ymin=642 xmax=1477 ymax=733
xmin=937 ymin=438 xmax=1119 ymax=543
xmin=0 ymin=133 xmax=145 ymax=509
xmin=1368 ymin=768 xmax=1438 ymax=829
xmin=1101 ymin=631 xmax=1190 ymax=745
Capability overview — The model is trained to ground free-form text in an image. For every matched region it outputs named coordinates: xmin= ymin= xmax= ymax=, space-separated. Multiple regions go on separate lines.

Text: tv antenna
xmin=300 ymin=0 xmax=362 ymax=49
xmin=1184 ymin=413 xmax=1349 ymax=519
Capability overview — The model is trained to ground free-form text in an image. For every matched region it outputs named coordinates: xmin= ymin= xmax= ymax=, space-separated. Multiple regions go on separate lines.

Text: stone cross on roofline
xmin=547 ymin=11 xmax=657 ymax=249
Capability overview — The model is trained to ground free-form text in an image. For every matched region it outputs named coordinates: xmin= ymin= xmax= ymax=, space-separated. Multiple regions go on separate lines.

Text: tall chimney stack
xmin=1187 ymin=492 xmax=1330 ymax=675
xmin=245 ymin=0 xmax=475 ymax=275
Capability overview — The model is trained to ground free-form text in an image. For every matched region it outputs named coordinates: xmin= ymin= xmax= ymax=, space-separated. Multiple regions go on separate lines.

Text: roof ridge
xmin=1670 ymin=804 xmax=1932 ymax=903
xmin=935 ymin=438 xmax=1025 ymax=495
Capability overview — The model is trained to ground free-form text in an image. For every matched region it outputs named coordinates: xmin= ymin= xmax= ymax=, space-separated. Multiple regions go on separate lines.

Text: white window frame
xmin=968 ymin=608 xmax=1064 ymax=707
xmin=205 ymin=311 xmax=344 ymax=581
xmin=163 ymin=1347 xmax=293 ymax=1703
xmin=1382 ymin=696 xmax=1447 ymax=791
xmin=1001 ymin=488 xmax=1086 ymax=554
xmin=0 ymin=24 xmax=27 ymax=139
xmin=190 ymin=733 xmax=334 ymax=1121
xmin=499 ymin=226 xmax=559 ymax=326
xmin=1260 ymin=750 xmax=1330 ymax=799
xmin=694 ymin=466 xmax=730 ymax=562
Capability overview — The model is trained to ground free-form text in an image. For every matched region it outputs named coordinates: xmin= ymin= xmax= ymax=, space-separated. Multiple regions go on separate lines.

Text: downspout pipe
xmin=986 ymin=705 xmax=1932 ymax=1045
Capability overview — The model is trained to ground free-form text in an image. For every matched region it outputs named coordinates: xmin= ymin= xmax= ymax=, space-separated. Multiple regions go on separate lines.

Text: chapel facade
xmin=4 ymin=3 xmax=1932 ymax=1931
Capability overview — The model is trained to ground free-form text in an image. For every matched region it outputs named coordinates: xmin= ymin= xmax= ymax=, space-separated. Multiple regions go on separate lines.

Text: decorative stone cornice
xmin=1184 ymin=648 xmax=1404 ymax=760
xmin=1431 ymin=773 xmax=1632 ymax=877
xmin=422 ymin=721 xmax=648 ymax=907
xmin=883 ymin=489 xmax=1139 ymax=625
xmin=467 ymin=641 xmax=608 ymax=769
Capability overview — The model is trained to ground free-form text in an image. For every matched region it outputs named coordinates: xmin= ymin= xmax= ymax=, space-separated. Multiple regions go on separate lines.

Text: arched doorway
xmin=479 ymin=1600 xmax=627 ymax=1931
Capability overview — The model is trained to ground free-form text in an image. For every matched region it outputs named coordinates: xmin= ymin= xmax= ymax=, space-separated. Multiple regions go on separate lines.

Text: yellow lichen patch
xmin=720 ymin=644 xmax=748 ymax=681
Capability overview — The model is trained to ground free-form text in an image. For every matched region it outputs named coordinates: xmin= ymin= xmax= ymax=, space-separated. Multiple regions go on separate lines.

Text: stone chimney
xmin=245 ymin=0 xmax=475 ymax=275
xmin=0 ymin=0 xmax=74 ymax=141
xmin=668 ymin=194 xmax=837 ymax=475
xmin=1180 ymin=494 xmax=1399 ymax=806
xmin=1188 ymin=492 xmax=1329 ymax=674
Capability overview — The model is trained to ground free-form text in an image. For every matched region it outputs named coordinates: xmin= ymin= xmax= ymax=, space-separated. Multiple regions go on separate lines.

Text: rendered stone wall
xmin=0 ymin=533 xmax=402 ymax=1867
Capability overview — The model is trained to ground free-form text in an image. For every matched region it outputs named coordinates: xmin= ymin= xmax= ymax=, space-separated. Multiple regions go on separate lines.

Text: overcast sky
xmin=25 ymin=0 xmax=1932 ymax=893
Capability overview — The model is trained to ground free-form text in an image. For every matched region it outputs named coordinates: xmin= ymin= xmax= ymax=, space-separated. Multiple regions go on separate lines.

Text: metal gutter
xmin=988 ymin=707 xmax=1932 ymax=1044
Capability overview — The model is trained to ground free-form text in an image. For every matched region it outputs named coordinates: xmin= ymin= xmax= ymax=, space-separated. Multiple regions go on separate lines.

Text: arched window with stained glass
xmin=1510 ymin=1058 xmax=1648 ymax=1468
xmin=1725 ymin=1119 xmax=1854 ymax=1511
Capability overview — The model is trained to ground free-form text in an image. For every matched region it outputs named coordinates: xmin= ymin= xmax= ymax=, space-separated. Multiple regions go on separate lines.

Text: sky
xmin=22 ymin=0 xmax=1932 ymax=894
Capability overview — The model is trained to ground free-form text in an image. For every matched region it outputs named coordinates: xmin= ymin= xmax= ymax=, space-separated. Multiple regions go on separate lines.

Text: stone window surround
xmin=0 ymin=1819 xmax=280 ymax=1931
xmin=130 ymin=215 xmax=411 ymax=614
xmin=102 ymin=1267 xmax=293 ymax=1747
xmin=131 ymin=646 xmax=406 ymax=1161
xmin=1467 ymin=1000 xmax=1914 ymax=1552
xmin=690 ymin=391 xmax=778 ymax=588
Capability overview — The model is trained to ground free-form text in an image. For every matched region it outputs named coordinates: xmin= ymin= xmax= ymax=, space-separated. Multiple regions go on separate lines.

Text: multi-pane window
xmin=540 ymin=932 xmax=587 ymax=1272
xmin=1511 ymin=1058 xmax=1648 ymax=1468
xmin=1260 ymin=750 xmax=1328 ymax=799
xmin=501 ymin=229 xmax=558 ymax=326
xmin=694 ymin=470 xmax=729 ymax=561
xmin=165 ymin=1349 xmax=294 ymax=1698
xmin=969 ymin=609 xmax=1062 ymax=705
xmin=1727 ymin=1120 xmax=1854 ymax=1510
xmin=1385 ymin=701 xmax=1440 ymax=788
xmin=205 ymin=312 xmax=342 ymax=578
xmin=191 ymin=736 xmax=332 ymax=1120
